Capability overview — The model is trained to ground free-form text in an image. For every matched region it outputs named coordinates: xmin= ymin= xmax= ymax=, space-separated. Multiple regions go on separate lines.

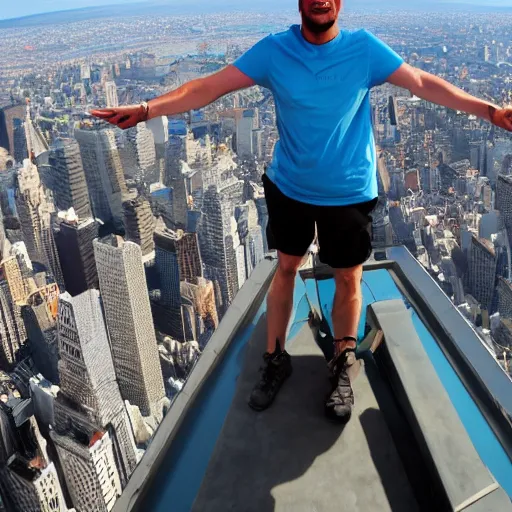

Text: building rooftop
xmin=113 ymin=246 xmax=512 ymax=512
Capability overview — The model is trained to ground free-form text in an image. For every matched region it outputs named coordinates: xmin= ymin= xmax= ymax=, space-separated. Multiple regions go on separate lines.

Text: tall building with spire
xmin=16 ymin=160 xmax=65 ymax=290
xmin=54 ymin=290 xmax=138 ymax=489
xmin=94 ymin=237 xmax=167 ymax=419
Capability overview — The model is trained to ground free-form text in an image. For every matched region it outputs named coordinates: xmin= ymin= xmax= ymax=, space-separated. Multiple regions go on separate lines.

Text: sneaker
xmin=249 ymin=342 xmax=292 ymax=411
xmin=325 ymin=347 xmax=357 ymax=422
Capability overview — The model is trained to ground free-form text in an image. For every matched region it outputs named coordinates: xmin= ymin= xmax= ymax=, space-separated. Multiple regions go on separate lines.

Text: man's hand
xmin=388 ymin=64 xmax=512 ymax=131
xmin=90 ymin=104 xmax=148 ymax=130
xmin=489 ymin=106 xmax=512 ymax=132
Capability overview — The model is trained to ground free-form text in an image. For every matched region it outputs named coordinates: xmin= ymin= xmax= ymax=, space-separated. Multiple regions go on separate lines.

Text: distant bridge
xmin=497 ymin=62 xmax=512 ymax=68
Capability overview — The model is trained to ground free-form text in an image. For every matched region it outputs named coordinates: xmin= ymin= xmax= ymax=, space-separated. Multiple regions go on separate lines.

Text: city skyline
xmin=3 ymin=0 xmax=512 ymax=22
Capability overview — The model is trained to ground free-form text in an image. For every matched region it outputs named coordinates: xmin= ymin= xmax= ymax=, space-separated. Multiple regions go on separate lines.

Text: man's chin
xmin=302 ymin=16 xmax=336 ymax=34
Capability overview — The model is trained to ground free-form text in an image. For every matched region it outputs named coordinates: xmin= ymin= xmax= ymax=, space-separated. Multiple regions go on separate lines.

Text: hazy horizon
xmin=3 ymin=0 xmax=512 ymax=21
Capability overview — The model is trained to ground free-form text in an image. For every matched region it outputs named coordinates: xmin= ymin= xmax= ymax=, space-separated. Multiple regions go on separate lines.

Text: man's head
xmin=299 ymin=0 xmax=342 ymax=34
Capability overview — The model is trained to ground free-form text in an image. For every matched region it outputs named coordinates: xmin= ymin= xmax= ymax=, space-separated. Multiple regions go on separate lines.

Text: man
xmin=93 ymin=0 xmax=512 ymax=422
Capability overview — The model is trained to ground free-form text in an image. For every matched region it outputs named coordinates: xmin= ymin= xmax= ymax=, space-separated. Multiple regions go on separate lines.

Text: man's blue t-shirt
xmin=233 ymin=25 xmax=404 ymax=206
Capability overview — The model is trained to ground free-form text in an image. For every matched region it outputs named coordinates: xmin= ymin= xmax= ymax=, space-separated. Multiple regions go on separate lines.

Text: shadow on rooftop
xmin=192 ymin=317 xmax=345 ymax=511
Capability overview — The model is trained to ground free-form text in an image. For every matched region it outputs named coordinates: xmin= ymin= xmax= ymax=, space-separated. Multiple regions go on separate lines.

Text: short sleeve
xmin=365 ymin=30 xmax=404 ymax=88
xmin=233 ymin=36 xmax=273 ymax=89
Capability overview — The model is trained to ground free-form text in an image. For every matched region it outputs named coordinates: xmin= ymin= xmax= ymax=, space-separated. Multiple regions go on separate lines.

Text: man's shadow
xmin=192 ymin=314 xmax=346 ymax=512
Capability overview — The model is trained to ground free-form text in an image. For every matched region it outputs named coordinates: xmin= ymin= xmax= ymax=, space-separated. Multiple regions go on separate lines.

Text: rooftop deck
xmin=114 ymin=246 xmax=512 ymax=512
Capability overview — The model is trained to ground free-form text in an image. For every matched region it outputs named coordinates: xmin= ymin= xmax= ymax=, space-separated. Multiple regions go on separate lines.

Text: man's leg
xmin=249 ymin=252 xmax=304 ymax=411
xmin=266 ymin=251 xmax=304 ymax=353
xmin=316 ymin=198 xmax=377 ymax=423
xmin=249 ymin=174 xmax=314 ymax=411
xmin=323 ymin=265 xmax=364 ymax=422
xmin=332 ymin=265 xmax=364 ymax=357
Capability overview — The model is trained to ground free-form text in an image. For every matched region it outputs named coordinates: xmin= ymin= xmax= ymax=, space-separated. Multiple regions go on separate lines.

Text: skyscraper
xmin=199 ymin=178 xmax=243 ymax=317
xmin=51 ymin=430 xmax=121 ymax=512
xmin=16 ymin=160 xmax=52 ymax=261
xmin=123 ymin=197 xmax=155 ymax=259
xmin=468 ymin=236 xmax=497 ymax=313
xmin=94 ymin=237 xmax=167 ymax=419
xmin=75 ymin=126 xmax=127 ymax=228
xmin=180 ymin=277 xmax=219 ymax=348
xmin=119 ymin=124 xmax=156 ymax=182
xmin=1 ymin=253 xmax=30 ymax=305
xmin=23 ymin=101 xmax=49 ymax=163
xmin=0 ymin=280 xmax=27 ymax=370
xmin=155 ymin=228 xmax=203 ymax=293
xmin=496 ymin=174 xmax=512 ymax=241
xmin=105 ymin=81 xmax=119 ymax=108
xmin=235 ymin=109 xmax=254 ymax=158
xmin=151 ymin=227 xmax=207 ymax=341
xmin=236 ymin=200 xmax=265 ymax=278
xmin=154 ymin=230 xmax=182 ymax=308
xmin=0 ymin=462 xmax=68 ymax=512
xmin=55 ymin=291 xmax=137 ymax=488
xmin=54 ymin=213 xmax=99 ymax=296
xmin=497 ymin=276 xmax=512 ymax=319
xmin=12 ymin=118 xmax=28 ymax=164
xmin=48 ymin=140 xmax=92 ymax=219
xmin=0 ymin=393 xmax=63 ymax=512
xmin=164 ymin=137 xmax=189 ymax=229
xmin=22 ymin=298 xmax=59 ymax=384
xmin=0 ymin=104 xmax=25 ymax=157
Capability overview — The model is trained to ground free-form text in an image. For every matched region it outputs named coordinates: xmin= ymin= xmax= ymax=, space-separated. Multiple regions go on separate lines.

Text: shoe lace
xmin=258 ymin=353 xmax=279 ymax=390
xmin=329 ymin=348 xmax=355 ymax=376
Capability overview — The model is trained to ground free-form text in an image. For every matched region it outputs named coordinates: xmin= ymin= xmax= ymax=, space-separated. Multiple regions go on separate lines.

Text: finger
xmin=91 ymin=110 xmax=116 ymax=119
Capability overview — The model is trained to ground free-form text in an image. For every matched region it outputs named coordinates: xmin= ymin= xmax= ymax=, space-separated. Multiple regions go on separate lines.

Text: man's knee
xmin=334 ymin=265 xmax=363 ymax=293
xmin=277 ymin=252 xmax=303 ymax=278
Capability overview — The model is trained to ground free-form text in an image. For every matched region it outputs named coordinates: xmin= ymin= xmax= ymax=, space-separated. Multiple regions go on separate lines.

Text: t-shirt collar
xmin=293 ymin=24 xmax=343 ymax=53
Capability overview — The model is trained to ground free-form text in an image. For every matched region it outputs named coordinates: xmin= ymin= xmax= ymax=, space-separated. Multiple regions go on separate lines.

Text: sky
xmin=2 ymin=0 xmax=512 ymax=20
xmin=1 ymin=0 xmax=142 ymax=20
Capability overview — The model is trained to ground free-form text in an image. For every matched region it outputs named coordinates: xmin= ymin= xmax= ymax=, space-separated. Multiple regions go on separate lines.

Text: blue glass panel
xmin=145 ymin=302 xmax=266 ymax=512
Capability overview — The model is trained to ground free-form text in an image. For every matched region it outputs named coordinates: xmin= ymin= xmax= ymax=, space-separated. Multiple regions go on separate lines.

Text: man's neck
xmin=300 ymin=23 xmax=340 ymax=45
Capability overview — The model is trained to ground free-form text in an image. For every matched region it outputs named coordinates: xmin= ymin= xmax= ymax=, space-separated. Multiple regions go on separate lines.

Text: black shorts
xmin=262 ymin=174 xmax=378 ymax=269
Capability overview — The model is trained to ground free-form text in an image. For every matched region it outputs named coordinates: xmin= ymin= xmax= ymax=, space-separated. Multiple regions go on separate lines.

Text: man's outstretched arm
xmin=387 ymin=63 xmax=512 ymax=131
xmin=91 ymin=65 xmax=255 ymax=129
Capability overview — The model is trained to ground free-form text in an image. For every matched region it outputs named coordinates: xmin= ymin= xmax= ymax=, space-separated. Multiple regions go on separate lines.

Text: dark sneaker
xmin=325 ymin=348 xmax=357 ymax=423
xmin=249 ymin=345 xmax=292 ymax=411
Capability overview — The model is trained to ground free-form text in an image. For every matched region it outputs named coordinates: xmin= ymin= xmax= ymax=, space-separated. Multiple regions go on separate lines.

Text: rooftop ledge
xmin=113 ymin=246 xmax=512 ymax=512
